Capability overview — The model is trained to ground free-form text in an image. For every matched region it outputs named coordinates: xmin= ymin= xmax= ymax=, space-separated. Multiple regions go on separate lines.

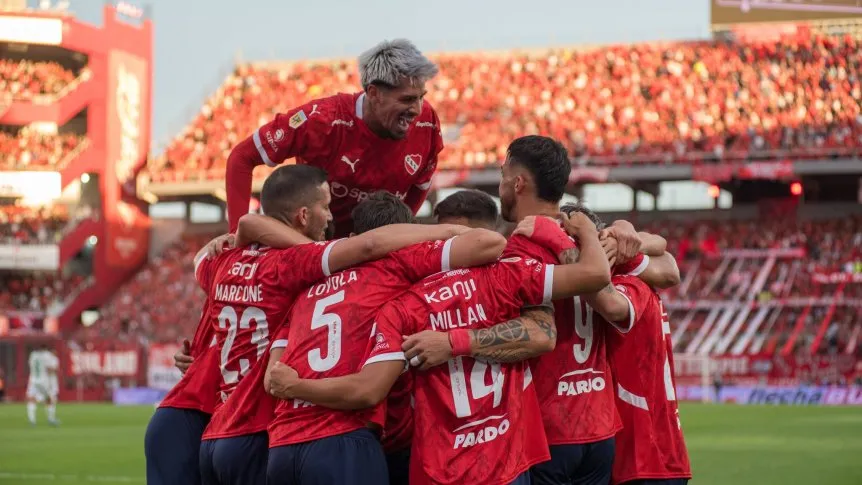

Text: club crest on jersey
xmin=404 ymin=154 xmax=422 ymax=175
xmin=273 ymin=129 xmax=285 ymax=142
xmin=289 ymin=110 xmax=307 ymax=129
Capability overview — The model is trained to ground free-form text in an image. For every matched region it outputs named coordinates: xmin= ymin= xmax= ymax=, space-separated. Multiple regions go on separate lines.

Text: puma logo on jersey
xmin=309 ymin=104 xmax=321 ymax=116
xmin=341 ymin=156 xmax=360 ymax=173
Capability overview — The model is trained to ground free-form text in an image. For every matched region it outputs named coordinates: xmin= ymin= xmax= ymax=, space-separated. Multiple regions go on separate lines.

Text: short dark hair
xmin=434 ymin=189 xmax=498 ymax=226
xmin=351 ymin=191 xmax=415 ymax=234
xmin=560 ymin=202 xmax=606 ymax=230
xmin=260 ymin=165 xmax=328 ymax=222
xmin=506 ymin=135 xmax=571 ymax=203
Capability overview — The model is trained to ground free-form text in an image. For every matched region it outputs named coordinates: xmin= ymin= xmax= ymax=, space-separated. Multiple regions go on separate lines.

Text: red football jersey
xmin=268 ymin=240 xmax=454 ymax=448
xmin=194 ymin=240 xmax=339 ymax=410
xmin=503 ymin=235 xmax=649 ymax=445
xmin=606 ymin=275 xmax=691 ymax=484
xmin=158 ymin=299 xmax=220 ymax=414
xmin=365 ymin=257 xmax=555 ymax=485
xmin=202 ymin=325 xmax=289 ymax=440
xmin=244 ymin=93 xmax=442 ymax=236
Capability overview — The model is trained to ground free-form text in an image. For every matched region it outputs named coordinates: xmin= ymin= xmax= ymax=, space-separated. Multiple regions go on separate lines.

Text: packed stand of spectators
xmin=0 ymin=205 xmax=69 ymax=244
xmin=0 ymin=272 xmax=86 ymax=313
xmin=0 ymin=59 xmax=77 ymax=101
xmin=0 ymin=128 xmax=85 ymax=171
xmin=646 ymin=215 xmax=862 ymax=300
xmin=80 ymin=233 xmax=215 ymax=347
xmin=153 ymin=29 xmax=862 ymax=179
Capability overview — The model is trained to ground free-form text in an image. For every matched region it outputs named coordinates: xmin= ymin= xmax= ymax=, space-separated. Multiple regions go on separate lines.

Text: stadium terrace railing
xmin=9 ymin=68 xmax=92 ymax=105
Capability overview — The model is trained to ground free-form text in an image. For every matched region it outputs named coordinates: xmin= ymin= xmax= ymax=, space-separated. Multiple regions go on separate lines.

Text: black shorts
xmin=267 ymin=428 xmax=388 ymax=485
xmin=144 ymin=407 xmax=210 ymax=485
xmin=531 ymin=437 xmax=616 ymax=485
xmin=199 ymin=432 xmax=268 ymax=485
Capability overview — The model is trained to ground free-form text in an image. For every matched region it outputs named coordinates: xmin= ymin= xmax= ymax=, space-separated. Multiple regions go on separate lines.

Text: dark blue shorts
xmin=510 ymin=471 xmax=532 ymax=484
xmin=144 ymin=407 xmax=210 ymax=485
xmin=530 ymin=437 xmax=616 ymax=485
xmin=385 ymin=446 xmax=410 ymax=485
xmin=199 ymin=432 xmax=268 ymax=485
xmin=267 ymin=428 xmax=388 ymax=485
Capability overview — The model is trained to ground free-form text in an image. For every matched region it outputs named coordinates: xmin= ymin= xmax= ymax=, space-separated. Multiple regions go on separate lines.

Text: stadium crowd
xmin=0 ymin=129 xmax=85 ymax=170
xmin=0 ymin=59 xmax=76 ymax=100
xmin=153 ymin=29 xmax=862 ymax=180
xmin=83 ymin=233 xmax=213 ymax=345
xmin=0 ymin=205 xmax=69 ymax=244
xmin=0 ymin=272 xmax=85 ymax=313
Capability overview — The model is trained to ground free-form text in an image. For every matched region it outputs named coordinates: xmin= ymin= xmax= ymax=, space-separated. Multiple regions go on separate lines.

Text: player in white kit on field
xmin=27 ymin=344 xmax=60 ymax=426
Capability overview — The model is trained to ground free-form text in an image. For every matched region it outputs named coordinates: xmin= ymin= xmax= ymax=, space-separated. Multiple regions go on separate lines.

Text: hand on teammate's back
xmin=266 ymin=362 xmax=300 ymax=399
xmin=173 ymin=339 xmax=193 ymax=374
xmin=402 ymin=330 xmax=454 ymax=370
xmin=205 ymin=233 xmax=236 ymax=259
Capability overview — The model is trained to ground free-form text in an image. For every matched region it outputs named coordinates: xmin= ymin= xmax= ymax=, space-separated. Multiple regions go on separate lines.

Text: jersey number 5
xmin=308 ymin=290 xmax=345 ymax=372
xmin=448 ymin=357 xmax=505 ymax=418
xmin=218 ymin=306 xmax=270 ymax=385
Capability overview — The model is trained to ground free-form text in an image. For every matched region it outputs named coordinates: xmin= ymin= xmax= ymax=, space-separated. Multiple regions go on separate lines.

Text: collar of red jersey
xmin=355 ymin=93 xmax=365 ymax=119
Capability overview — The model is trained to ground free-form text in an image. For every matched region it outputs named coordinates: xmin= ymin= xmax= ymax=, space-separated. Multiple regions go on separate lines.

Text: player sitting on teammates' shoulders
xmin=224 ymin=39 xmax=445 ymax=239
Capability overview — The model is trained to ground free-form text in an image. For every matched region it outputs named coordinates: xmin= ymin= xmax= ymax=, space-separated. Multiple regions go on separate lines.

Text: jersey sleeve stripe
xmin=270 ymin=339 xmax=288 ymax=350
xmin=542 ymin=264 xmax=555 ymax=304
xmin=625 ymin=254 xmax=650 ymax=276
xmin=322 ymin=239 xmax=343 ymax=277
xmin=441 ymin=237 xmax=455 ymax=272
xmin=193 ymin=252 xmax=207 ymax=282
xmin=415 ymin=181 xmax=432 ymax=191
xmin=617 ymin=383 xmax=649 ymax=411
xmin=252 ymin=129 xmax=276 ymax=167
xmin=364 ymin=352 xmax=406 ymax=367
xmin=608 ymin=291 xmax=637 ymax=334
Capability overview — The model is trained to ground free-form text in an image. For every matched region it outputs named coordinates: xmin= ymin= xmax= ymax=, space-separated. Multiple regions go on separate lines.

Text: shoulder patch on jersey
xmin=404 ymin=154 xmax=422 ymax=175
xmin=289 ymin=110 xmax=308 ymax=129
xmin=615 ymin=284 xmax=628 ymax=294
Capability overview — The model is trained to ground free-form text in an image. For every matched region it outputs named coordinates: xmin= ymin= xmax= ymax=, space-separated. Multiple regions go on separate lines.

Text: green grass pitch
xmin=0 ymin=403 xmax=861 ymax=484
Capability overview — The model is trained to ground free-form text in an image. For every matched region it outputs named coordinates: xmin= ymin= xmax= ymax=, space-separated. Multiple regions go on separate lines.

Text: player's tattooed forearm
xmin=469 ymin=307 xmax=556 ymax=363
xmin=473 ymin=320 xmax=530 ymax=349
xmin=559 ymin=247 xmax=580 ymax=264
xmin=531 ymin=307 xmax=557 ymax=342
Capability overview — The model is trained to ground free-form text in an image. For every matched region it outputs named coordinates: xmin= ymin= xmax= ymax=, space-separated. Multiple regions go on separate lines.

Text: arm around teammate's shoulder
xmin=236 ymin=214 xmax=314 ymax=248
xmin=637 ymin=252 xmax=681 ymax=289
xmin=447 ymin=229 xmax=507 ymax=269
xmin=327 ymin=223 xmax=468 ymax=274
xmin=267 ymin=361 xmax=403 ymax=410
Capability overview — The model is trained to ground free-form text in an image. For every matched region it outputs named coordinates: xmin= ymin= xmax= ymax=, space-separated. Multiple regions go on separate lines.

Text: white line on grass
xmin=0 ymin=472 xmax=144 ymax=483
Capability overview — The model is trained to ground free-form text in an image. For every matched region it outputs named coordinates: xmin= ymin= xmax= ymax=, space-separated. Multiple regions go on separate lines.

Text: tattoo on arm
xmin=469 ymin=307 xmax=556 ymax=363
xmin=558 ymin=247 xmax=580 ymax=265
xmin=601 ymin=284 xmax=615 ymax=294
